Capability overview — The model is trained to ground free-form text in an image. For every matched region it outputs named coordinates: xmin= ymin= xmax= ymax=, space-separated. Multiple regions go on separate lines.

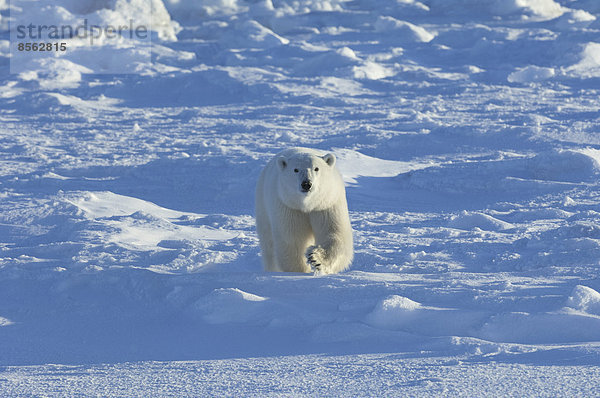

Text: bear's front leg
xmin=306 ymin=208 xmax=353 ymax=274
xmin=275 ymin=240 xmax=312 ymax=273
xmin=271 ymin=207 xmax=314 ymax=273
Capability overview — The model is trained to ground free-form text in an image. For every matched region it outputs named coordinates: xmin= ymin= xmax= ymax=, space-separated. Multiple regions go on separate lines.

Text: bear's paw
xmin=306 ymin=245 xmax=327 ymax=272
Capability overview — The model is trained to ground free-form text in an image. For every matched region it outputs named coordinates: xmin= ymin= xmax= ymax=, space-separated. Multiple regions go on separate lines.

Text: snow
xmin=2 ymin=354 xmax=599 ymax=397
xmin=373 ymin=16 xmax=436 ymax=43
xmin=426 ymin=0 xmax=566 ymax=20
xmin=508 ymin=65 xmax=555 ymax=83
xmin=448 ymin=211 xmax=514 ymax=231
xmin=2 ymin=0 xmax=600 ymax=395
xmin=67 ymin=191 xmax=237 ymax=254
xmin=493 ymin=0 xmax=567 ymax=20
xmin=566 ymin=285 xmax=600 ymax=315
xmin=565 ymin=42 xmax=600 ymax=78
xmin=365 ymin=295 xmax=487 ymax=336
xmin=335 ymin=148 xmax=436 ymax=184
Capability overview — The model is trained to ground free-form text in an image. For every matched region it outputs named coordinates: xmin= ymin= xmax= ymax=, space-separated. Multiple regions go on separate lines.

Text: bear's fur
xmin=255 ymin=147 xmax=353 ymax=274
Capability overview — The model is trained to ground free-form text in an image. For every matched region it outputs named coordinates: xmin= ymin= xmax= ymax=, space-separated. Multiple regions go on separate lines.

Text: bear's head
xmin=276 ymin=151 xmax=342 ymax=212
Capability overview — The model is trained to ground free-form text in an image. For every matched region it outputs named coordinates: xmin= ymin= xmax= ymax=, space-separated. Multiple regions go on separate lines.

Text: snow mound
xmin=294 ymin=47 xmax=360 ymax=76
xmin=366 ymin=295 xmax=486 ymax=336
xmin=491 ymin=0 xmax=566 ymax=20
xmin=527 ymin=149 xmax=600 ymax=182
xmin=426 ymin=0 xmax=566 ymax=20
xmin=17 ymin=59 xmax=93 ymax=91
xmin=334 ymin=149 xmax=436 ymax=184
xmin=267 ymin=0 xmax=346 ymax=15
xmin=566 ymin=285 xmax=600 ymax=315
xmin=554 ymin=9 xmax=596 ymax=29
xmin=318 ymin=76 xmax=372 ymax=97
xmin=366 ymin=295 xmax=424 ymax=330
xmin=293 ymin=47 xmax=395 ymax=80
xmin=505 ymin=207 xmax=573 ymax=222
xmin=69 ymin=191 xmax=192 ymax=220
xmin=508 ymin=66 xmax=555 ymax=83
xmin=377 ymin=295 xmax=422 ymax=312
xmin=449 ymin=211 xmax=514 ymax=231
xmin=67 ymin=191 xmax=237 ymax=255
xmin=352 ymin=61 xmax=396 ymax=80
xmin=230 ymin=20 xmax=290 ymax=48
xmin=374 ymin=16 xmax=436 ymax=43
xmin=164 ymin=0 xmax=244 ymax=18
xmin=565 ymin=42 xmax=600 ymax=78
xmin=478 ymin=311 xmax=600 ymax=344
xmin=192 ymin=288 xmax=270 ymax=324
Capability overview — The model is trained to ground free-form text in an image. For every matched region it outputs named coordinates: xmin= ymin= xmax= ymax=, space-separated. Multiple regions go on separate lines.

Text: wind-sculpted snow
xmin=1 ymin=0 xmax=600 ymax=395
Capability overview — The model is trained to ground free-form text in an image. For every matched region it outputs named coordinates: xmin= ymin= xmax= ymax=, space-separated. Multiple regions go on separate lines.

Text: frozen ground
xmin=1 ymin=0 xmax=600 ymax=395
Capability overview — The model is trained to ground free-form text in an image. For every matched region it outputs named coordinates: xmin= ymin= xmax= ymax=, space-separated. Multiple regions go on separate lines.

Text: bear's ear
xmin=323 ymin=153 xmax=336 ymax=167
xmin=277 ymin=156 xmax=287 ymax=170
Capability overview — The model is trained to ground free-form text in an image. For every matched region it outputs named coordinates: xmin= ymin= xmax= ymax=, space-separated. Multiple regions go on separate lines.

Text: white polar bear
xmin=255 ymin=147 xmax=353 ymax=274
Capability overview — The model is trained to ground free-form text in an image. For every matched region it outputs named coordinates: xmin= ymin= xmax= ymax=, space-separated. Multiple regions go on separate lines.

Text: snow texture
xmin=1 ymin=0 xmax=600 ymax=395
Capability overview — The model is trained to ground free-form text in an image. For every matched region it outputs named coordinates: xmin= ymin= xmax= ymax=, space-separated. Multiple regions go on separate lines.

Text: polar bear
xmin=255 ymin=147 xmax=353 ymax=274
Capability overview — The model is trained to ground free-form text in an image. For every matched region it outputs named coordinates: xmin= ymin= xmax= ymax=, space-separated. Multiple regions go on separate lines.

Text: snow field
xmin=1 ymin=0 xmax=600 ymax=395
xmin=2 ymin=354 xmax=600 ymax=397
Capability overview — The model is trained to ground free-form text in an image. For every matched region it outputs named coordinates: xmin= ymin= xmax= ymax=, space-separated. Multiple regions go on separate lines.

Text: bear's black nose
xmin=301 ymin=180 xmax=312 ymax=192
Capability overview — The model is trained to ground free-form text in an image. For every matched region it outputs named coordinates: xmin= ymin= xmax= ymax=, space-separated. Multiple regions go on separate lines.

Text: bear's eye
xmin=314 ymin=167 xmax=319 ymax=172
xmin=294 ymin=168 xmax=299 ymax=173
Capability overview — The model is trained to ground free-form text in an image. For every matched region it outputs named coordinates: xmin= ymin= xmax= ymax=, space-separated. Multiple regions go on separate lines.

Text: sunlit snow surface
xmin=1 ymin=0 xmax=600 ymax=395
